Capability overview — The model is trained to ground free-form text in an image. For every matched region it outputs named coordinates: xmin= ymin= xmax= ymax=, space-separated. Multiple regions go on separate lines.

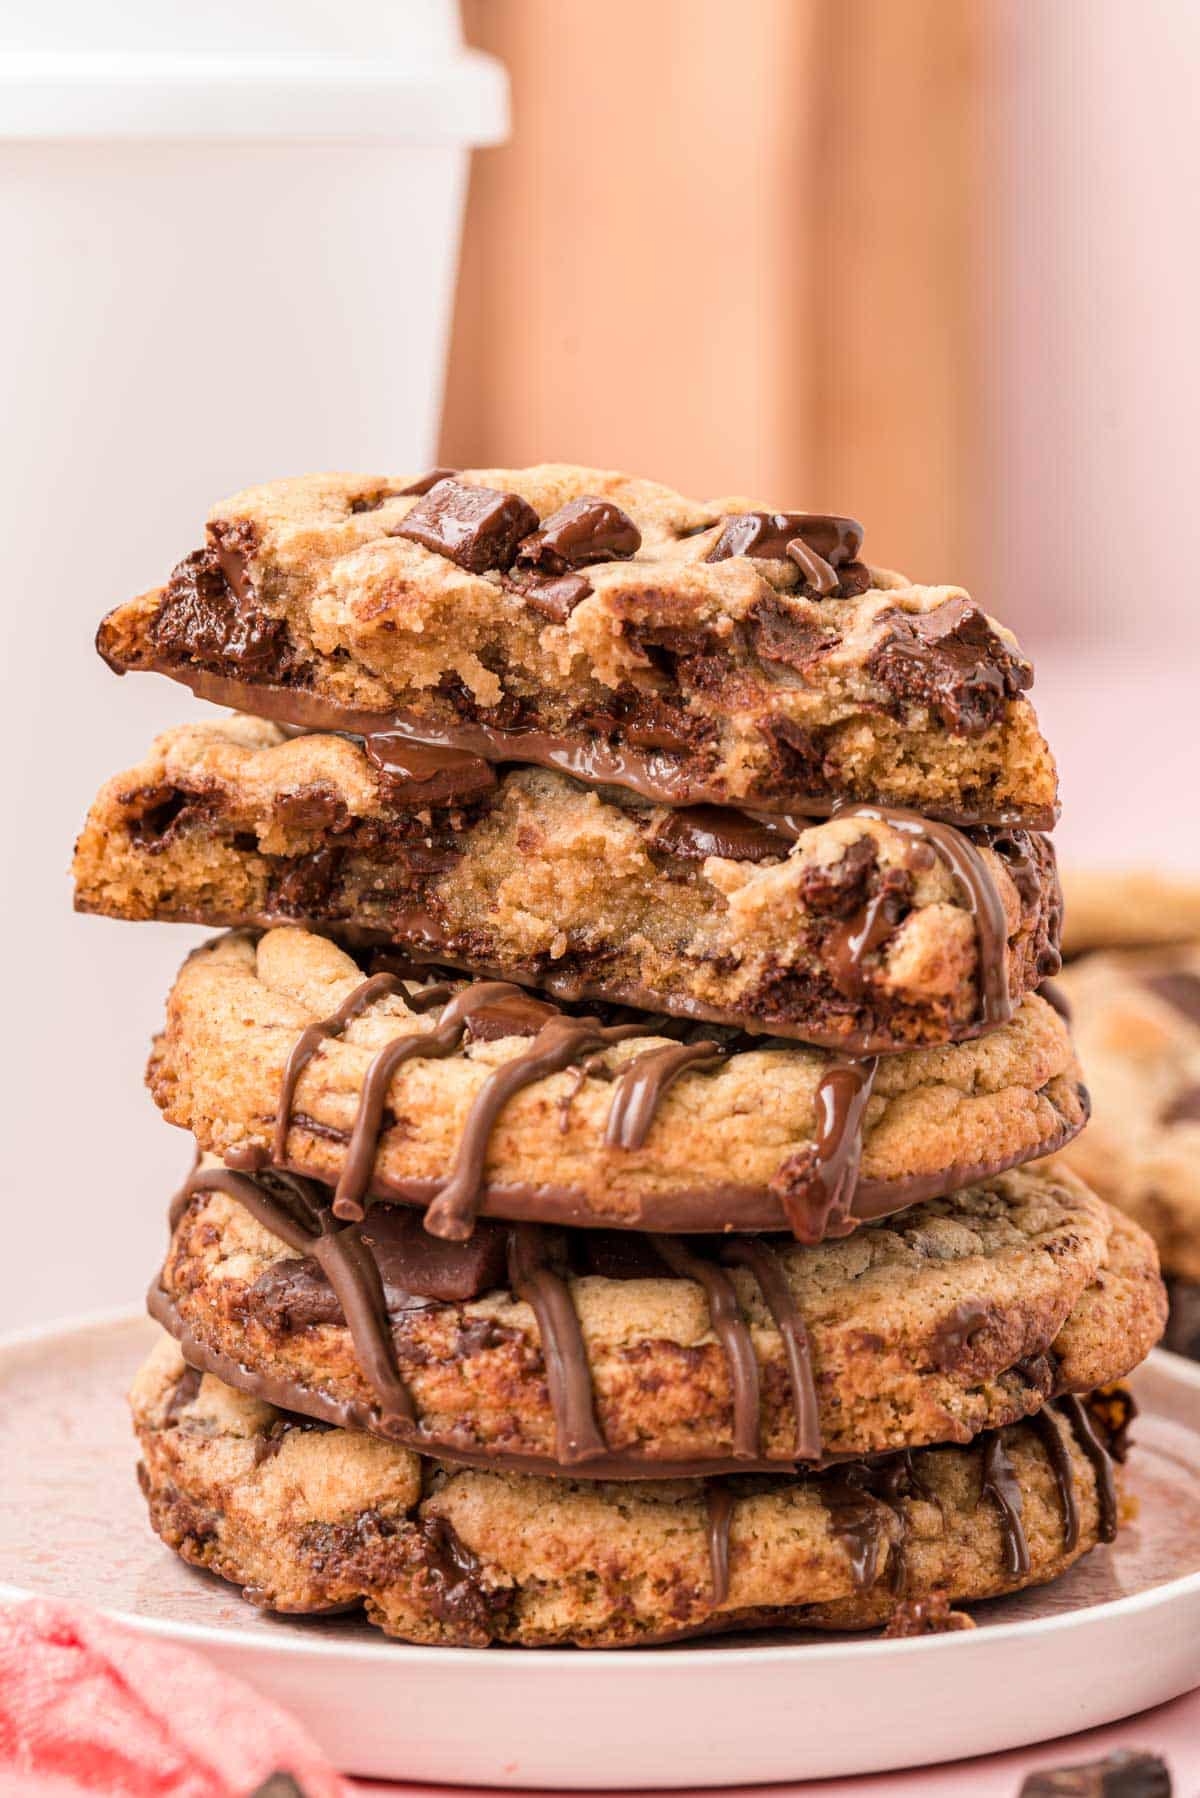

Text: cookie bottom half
xmin=132 ymin=1333 xmax=1132 ymax=1649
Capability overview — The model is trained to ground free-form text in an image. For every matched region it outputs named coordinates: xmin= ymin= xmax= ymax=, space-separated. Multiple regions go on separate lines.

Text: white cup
xmin=0 ymin=2 xmax=507 ymax=1326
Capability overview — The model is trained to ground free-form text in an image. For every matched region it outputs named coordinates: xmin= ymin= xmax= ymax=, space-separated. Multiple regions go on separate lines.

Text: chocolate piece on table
xmin=391 ymin=477 xmax=539 ymax=575
xmin=1019 ymin=1749 xmax=1171 ymax=1796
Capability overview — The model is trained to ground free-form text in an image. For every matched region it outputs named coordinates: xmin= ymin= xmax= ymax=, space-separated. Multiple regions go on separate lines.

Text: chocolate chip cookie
xmin=154 ymin=1159 xmax=1164 ymax=1473
xmin=75 ymin=718 xmax=1062 ymax=1052
xmin=95 ymin=465 xmax=1059 ymax=829
xmin=146 ymin=928 xmax=1088 ymax=1241
xmin=131 ymin=1333 xmax=1132 ymax=1648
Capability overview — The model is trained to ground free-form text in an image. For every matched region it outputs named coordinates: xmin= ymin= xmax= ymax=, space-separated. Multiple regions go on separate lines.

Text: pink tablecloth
xmin=353 ymin=1684 xmax=1200 ymax=1797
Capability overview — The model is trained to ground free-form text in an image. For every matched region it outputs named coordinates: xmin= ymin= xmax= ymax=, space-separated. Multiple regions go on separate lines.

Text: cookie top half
xmin=96 ymin=465 xmax=1058 ymax=829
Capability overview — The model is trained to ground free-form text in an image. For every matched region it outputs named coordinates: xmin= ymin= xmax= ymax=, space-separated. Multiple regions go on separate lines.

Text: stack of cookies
xmin=75 ymin=465 xmax=1167 ymax=1647
xmin=1055 ymin=871 xmax=1200 ymax=1362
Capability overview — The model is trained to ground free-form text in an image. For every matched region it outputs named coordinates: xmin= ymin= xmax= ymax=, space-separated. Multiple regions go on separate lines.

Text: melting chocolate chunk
xmin=865 ymin=597 xmax=1033 ymax=735
xmin=515 ymin=496 xmax=642 ymax=573
xmin=271 ymin=846 xmax=343 ymax=917
xmin=706 ymin=510 xmax=864 ymax=582
xmin=362 ymin=735 xmax=497 ymax=806
xmin=651 ymin=805 xmax=790 ymax=863
xmin=400 ymin=467 xmax=458 ymax=496
xmin=1018 ymin=1749 xmax=1172 ymax=1796
xmin=464 ymin=990 xmax=562 ymax=1042
xmin=391 ymin=478 xmax=539 ymax=575
xmin=150 ymin=547 xmax=299 ymax=680
xmin=503 ymin=567 xmax=594 ymax=623
xmin=750 ymin=597 xmax=837 ymax=671
xmin=415 ymin=1514 xmax=509 ymax=1628
xmin=362 ymin=1209 xmax=509 ymax=1303
xmin=271 ymin=786 xmax=350 ymax=835
xmin=1143 ymin=969 xmax=1200 ymax=1028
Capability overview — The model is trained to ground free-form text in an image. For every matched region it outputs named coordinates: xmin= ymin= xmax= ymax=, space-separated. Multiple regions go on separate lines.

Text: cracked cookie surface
xmin=131 ymin=1334 xmax=1131 ymax=1648
xmin=1055 ymin=944 xmax=1200 ymax=1280
xmin=96 ymin=465 xmax=1058 ymax=829
xmin=154 ymin=1163 xmax=1163 ymax=1472
xmin=146 ymin=928 xmax=1088 ymax=1236
xmin=75 ymin=718 xmax=1062 ymax=1052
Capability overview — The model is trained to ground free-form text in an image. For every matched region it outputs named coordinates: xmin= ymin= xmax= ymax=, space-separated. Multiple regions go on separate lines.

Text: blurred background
xmin=1 ymin=0 xmax=1196 ymax=1327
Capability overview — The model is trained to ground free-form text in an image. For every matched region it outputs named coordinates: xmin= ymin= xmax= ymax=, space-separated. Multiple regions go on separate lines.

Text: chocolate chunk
xmin=515 ymin=496 xmax=642 ymax=573
xmin=1143 ymin=970 xmax=1200 ymax=1028
xmin=865 ymin=597 xmax=1033 ymax=735
xmin=271 ymin=847 xmax=343 ymax=917
xmin=767 ymin=717 xmax=830 ymax=789
xmin=750 ymin=597 xmax=836 ymax=671
xmin=246 ymin=1774 xmax=311 ymax=1798
xmin=400 ymin=467 xmax=457 ymax=497
xmin=795 ymin=837 xmax=881 ymax=919
xmin=362 ymin=735 xmax=497 ymax=806
xmin=706 ymin=510 xmax=864 ymax=579
xmin=272 ymin=786 xmax=351 ymax=835
xmin=465 ymin=991 xmax=560 ymax=1042
xmin=651 ymin=806 xmax=790 ymax=864
xmin=881 ymin=1594 xmax=974 ymax=1637
xmin=415 ymin=1514 xmax=508 ymax=1628
xmin=363 ymin=1209 xmax=509 ymax=1304
xmin=503 ymin=567 xmax=594 ymax=623
xmin=1018 ymin=1749 xmax=1171 ymax=1796
xmin=150 ymin=546 xmax=300 ymax=680
xmin=1162 ymin=1083 xmax=1200 ymax=1125
xmin=122 ymin=784 xmax=195 ymax=850
xmin=391 ymin=478 xmax=538 ymax=574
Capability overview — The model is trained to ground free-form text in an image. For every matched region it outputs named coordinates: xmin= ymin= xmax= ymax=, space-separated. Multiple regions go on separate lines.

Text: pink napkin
xmin=0 ymin=1600 xmax=346 ymax=1798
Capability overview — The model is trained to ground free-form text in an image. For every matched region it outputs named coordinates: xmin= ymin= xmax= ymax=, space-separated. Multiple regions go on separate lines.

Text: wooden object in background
xmin=443 ymin=0 xmax=984 ymax=586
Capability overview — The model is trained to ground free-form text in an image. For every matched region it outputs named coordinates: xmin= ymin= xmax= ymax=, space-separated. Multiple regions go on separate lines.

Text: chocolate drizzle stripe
xmin=273 ymin=972 xmax=404 ymax=1164
xmin=1030 ymin=1405 xmax=1079 ymax=1552
xmin=704 ymin=1483 xmax=735 ymax=1606
xmin=506 ymin=1225 xmax=606 ymax=1464
xmin=652 ymin=1237 xmax=760 ymax=1459
xmin=130 ymin=660 xmax=1057 ymax=830
xmin=779 ymin=1058 xmax=878 ymax=1244
xmin=178 ymin=1163 xmax=414 ymax=1426
xmin=979 ymin=1431 xmax=1031 ymax=1576
xmin=717 ymin=1238 xmax=821 ymax=1461
xmin=422 ymin=1015 xmax=653 ymax=1242
xmin=835 ymin=802 xmax=1014 ymax=1028
xmin=1056 ymin=1394 xmax=1119 ymax=1542
xmin=820 ymin=1478 xmax=891 ymax=1592
xmin=603 ymin=1041 xmax=724 ymax=1149
xmin=329 ymin=986 xmax=523 ymax=1221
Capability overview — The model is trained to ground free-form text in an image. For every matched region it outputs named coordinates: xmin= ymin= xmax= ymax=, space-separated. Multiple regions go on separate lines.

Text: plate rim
xmin=4 ymin=1304 xmax=1200 ymax=1671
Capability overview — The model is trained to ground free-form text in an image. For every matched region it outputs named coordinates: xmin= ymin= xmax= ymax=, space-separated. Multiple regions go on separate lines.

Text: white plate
xmin=1 ymin=1310 xmax=1198 ymax=1788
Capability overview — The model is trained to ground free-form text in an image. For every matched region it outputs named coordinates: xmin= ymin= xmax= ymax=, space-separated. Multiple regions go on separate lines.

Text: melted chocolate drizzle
xmin=1031 ymin=1404 xmax=1080 ymax=1552
xmin=651 ymin=1236 xmax=761 ymax=1460
xmin=603 ymin=1041 xmax=724 ymax=1149
xmin=833 ymin=802 xmax=1014 ymax=1029
xmin=506 ymin=1224 xmax=606 ymax=1464
xmin=777 ymin=1058 xmax=879 ymax=1243
xmin=704 ymin=1482 xmax=736 ymax=1605
xmin=1057 ymin=1394 xmax=1119 ymax=1541
xmin=716 ymin=1237 xmax=821 ymax=1460
xmin=979 ymin=1430 xmax=1031 ymax=1576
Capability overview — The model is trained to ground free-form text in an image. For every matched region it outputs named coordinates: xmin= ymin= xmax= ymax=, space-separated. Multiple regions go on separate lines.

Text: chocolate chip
xmin=706 ymin=510 xmax=864 ymax=579
xmin=362 ymin=736 xmax=497 ymax=807
xmin=1018 ymin=1749 xmax=1171 ymax=1796
xmin=651 ymin=806 xmax=790 ymax=864
xmin=271 ymin=786 xmax=351 ymax=835
xmin=165 ymin=1365 xmax=202 ymax=1419
xmin=794 ymin=836 xmax=880 ymax=918
xmin=750 ymin=597 xmax=836 ymax=671
xmin=150 ymin=547 xmax=300 ymax=681
xmin=271 ymin=846 xmax=343 ymax=916
xmin=399 ymin=466 xmax=458 ymax=496
xmin=415 ymin=1514 xmax=509 ymax=1629
xmin=392 ymin=478 xmax=539 ymax=575
xmin=515 ymin=496 xmax=642 ymax=574
xmin=864 ymin=597 xmax=1033 ymax=735
xmin=503 ymin=568 xmax=594 ymax=623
